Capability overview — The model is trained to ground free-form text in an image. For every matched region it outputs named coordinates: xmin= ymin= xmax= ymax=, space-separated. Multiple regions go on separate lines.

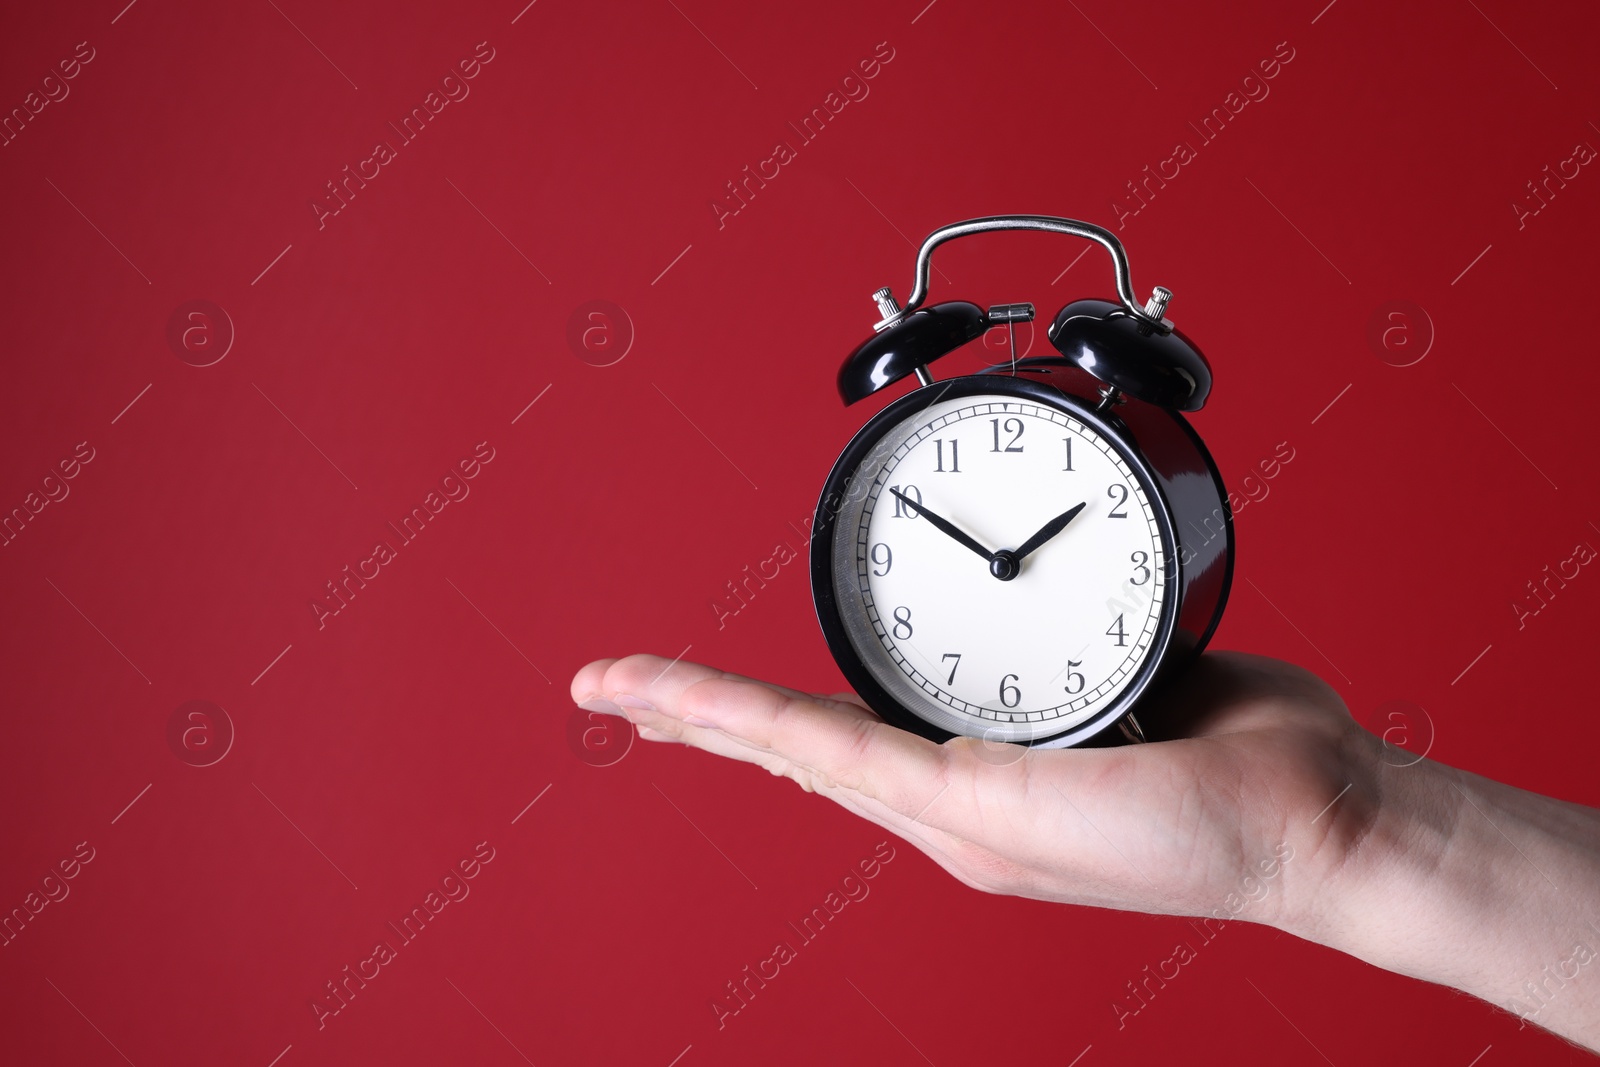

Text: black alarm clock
xmin=809 ymin=215 xmax=1233 ymax=748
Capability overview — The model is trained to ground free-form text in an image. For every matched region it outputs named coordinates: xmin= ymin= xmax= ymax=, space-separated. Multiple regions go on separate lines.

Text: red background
xmin=3 ymin=0 xmax=1598 ymax=1063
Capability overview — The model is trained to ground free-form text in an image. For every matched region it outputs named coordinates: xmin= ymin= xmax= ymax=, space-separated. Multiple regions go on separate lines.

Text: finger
xmin=583 ymin=654 xmax=1147 ymax=894
xmin=587 ymin=669 xmax=941 ymax=826
xmin=618 ymin=701 xmax=1001 ymax=892
xmin=598 ymin=658 xmax=1130 ymax=899
xmin=673 ymin=676 xmax=961 ymax=826
xmin=571 ymin=657 xmax=619 ymax=707
xmin=587 ymin=655 xmax=960 ymax=825
xmin=738 ymin=676 xmax=877 ymax=718
xmin=623 ymin=656 xmax=1137 ymax=859
xmin=573 ymin=654 xmax=875 ymax=720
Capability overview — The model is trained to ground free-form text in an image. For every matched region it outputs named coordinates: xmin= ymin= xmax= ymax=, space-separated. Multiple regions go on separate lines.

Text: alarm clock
xmin=809 ymin=215 xmax=1233 ymax=748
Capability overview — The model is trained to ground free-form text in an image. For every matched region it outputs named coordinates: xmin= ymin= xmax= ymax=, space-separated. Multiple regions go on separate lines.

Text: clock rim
xmin=810 ymin=373 xmax=1181 ymax=749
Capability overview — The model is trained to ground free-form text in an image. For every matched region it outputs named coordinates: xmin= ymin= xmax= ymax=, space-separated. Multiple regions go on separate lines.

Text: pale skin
xmin=571 ymin=651 xmax=1600 ymax=1051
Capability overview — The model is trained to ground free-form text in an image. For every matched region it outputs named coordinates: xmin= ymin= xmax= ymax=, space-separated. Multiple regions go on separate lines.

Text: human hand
xmin=569 ymin=651 xmax=1372 ymax=929
xmin=572 ymin=650 xmax=1600 ymax=1050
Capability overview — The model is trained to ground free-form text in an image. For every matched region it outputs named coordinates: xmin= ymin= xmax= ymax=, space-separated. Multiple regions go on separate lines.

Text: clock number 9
xmin=1131 ymin=550 xmax=1151 ymax=585
xmin=990 ymin=418 xmax=1024 ymax=453
xmin=890 ymin=484 xmax=922 ymax=518
xmin=870 ymin=543 xmax=893 ymax=576
xmin=1107 ymin=483 xmax=1129 ymax=519
xmin=891 ymin=606 xmax=913 ymax=640
xmin=999 ymin=673 xmax=1021 ymax=708
xmin=1063 ymin=660 xmax=1085 ymax=695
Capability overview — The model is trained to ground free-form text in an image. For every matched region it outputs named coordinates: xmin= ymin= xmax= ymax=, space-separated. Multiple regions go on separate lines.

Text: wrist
xmin=1276 ymin=728 xmax=1600 ymax=1047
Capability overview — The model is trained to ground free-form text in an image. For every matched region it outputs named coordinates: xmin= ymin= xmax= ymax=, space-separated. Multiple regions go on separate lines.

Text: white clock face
xmin=829 ymin=393 xmax=1170 ymax=744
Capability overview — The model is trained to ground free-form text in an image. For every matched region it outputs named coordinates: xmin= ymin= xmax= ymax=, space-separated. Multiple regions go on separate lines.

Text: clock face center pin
xmin=989 ymin=550 xmax=1020 ymax=582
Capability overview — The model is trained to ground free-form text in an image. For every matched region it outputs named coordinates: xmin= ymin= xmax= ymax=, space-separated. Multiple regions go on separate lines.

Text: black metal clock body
xmin=808 ymin=215 xmax=1234 ymax=748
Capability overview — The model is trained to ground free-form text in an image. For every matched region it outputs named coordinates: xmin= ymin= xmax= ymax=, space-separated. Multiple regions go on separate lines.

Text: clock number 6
xmin=999 ymin=674 xmax=1021 ymax=708
xmin=891 ymin=606 xmax=913 ymax=640
xmin=870 ymin=542 xmax=893 ymax=576
xmin=1107 ymin=483 xmax=1129 ymax=519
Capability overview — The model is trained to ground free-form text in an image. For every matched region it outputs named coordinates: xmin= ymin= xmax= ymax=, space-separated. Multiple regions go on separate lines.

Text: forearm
xmin=1285 ymin=738 xmax=1600 ymax=1050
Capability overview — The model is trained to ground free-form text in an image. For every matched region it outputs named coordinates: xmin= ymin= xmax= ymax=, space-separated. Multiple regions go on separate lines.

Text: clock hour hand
xmin=1012 ymin=501 xmax=1088 ymax=563
xmin=888 ymin=488 xmax=994 ymax=563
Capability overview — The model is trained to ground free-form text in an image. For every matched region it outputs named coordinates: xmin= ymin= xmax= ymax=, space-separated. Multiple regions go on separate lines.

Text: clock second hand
xmin=888 ymin=488 xmax=995 ymax=565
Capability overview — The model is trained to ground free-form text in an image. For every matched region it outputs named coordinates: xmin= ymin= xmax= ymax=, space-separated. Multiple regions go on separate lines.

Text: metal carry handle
xmin=877 ymin=214 xmax=1171 ymax=329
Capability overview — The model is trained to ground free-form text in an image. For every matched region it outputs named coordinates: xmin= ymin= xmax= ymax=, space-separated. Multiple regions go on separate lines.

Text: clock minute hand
xmin=888 ymin=488 xmax=994 ymax=563
xmin=1012 ymin=501 xmax=1088 ymax=563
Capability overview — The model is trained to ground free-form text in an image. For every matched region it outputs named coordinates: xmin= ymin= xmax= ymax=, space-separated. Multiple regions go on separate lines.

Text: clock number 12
xmin=990 ymin=418 xmax=1024 ymax=453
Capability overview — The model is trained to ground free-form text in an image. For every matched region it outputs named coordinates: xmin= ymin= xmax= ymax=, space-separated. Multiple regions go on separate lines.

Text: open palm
xmin=570 ymin=651 xmax=1377 ymax=926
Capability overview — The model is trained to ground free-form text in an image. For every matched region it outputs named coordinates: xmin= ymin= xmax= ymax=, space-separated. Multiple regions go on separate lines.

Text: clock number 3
xmin=892 ymin=606 xmax=913 ymax=640
xmin=1131 ymin=550 xmax=1151 ymax=585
